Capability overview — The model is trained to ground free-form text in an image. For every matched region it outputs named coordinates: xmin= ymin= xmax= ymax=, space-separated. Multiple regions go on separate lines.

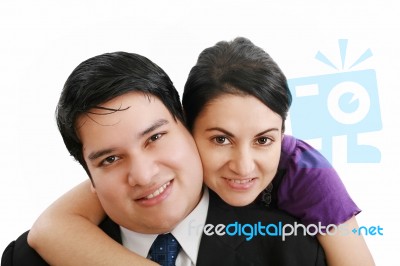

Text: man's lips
xmin=136 ymin=181 xmax=172 ymax=201
xmin=144 ymin=181 xmax=171 ymax=199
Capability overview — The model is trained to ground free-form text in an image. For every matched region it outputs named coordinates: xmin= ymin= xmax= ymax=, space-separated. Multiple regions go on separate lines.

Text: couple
xmin=3 ymin=37 xmax=374 ymax=265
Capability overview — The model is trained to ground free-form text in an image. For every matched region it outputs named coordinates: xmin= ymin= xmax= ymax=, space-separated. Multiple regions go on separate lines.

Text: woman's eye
xmin=213 ymin=136 xmax=229 ymax=145
xmin=256 ymin=137 xmax=271 ymax=145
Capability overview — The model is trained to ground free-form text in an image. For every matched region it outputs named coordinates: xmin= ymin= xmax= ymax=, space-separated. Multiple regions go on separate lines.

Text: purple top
xmin=275 ymin=135 xmax=361 ymax=227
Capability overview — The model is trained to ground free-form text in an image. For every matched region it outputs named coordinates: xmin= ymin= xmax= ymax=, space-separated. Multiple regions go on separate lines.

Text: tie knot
xmin=149 ymin=233 xmax=181 ymax=266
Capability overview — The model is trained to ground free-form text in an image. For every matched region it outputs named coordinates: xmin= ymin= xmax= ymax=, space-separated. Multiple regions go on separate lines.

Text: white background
xmin=1 ymin=1 xmax=399 ymax=264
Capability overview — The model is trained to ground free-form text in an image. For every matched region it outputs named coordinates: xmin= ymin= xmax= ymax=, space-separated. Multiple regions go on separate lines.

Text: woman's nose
xmin=228 ymin=147 xmax=256 ymax=177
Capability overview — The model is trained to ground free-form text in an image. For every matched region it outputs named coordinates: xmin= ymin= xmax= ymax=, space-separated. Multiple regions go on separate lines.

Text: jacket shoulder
xmin=1 ymin=231 xmax=49 ymax=266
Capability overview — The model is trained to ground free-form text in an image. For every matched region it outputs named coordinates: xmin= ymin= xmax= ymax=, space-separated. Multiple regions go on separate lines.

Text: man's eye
xmin=149 ymin=133 xmax=164 ymax=143
xmin=101 ymin=156 xmax=119 ymax=166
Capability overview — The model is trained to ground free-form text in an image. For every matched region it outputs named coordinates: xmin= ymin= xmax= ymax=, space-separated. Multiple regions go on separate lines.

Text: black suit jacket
xmin=2 ymin=190 xmax=326 ymax=266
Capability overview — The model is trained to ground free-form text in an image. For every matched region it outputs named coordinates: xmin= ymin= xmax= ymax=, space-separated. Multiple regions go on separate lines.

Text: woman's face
xmin=192 ymin=94 xmax=283 ymax=206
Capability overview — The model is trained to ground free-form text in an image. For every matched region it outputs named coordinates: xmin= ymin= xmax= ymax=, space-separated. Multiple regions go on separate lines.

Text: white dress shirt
xmin=120 ymin=187 xmax=209 ymax=265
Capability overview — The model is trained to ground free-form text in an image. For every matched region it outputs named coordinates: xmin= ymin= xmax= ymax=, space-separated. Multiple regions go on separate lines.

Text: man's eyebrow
xmin=88 ymin=148 xmax=116 ymax=161
xmin=139 ymin=119 xmax=169 ymax=137
xmin=87 ymin=119 xmax=169 ymax=161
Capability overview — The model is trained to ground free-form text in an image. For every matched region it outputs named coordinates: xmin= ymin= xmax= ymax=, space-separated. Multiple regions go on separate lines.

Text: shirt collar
xmin=173 ymin=187 xmax=209 ymax=263
xmin=120 ymin=187 xmax=209 ymax=264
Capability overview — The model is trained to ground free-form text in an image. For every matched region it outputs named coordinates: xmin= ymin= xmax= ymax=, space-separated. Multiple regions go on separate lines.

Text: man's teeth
xmin=145 ymin=181 xmax=170 ymax=199
xmin=229 ymin=179 xmax=253 ymax=184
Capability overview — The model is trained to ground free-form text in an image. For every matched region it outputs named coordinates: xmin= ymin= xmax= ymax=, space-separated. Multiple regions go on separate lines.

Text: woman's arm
xmin=278 ymin=136 xmax=374 ymax=265
xmin=28 ymin=180 xmax=157 ymax=266
xmin=317 ymin=216 xmax=375 ymax=266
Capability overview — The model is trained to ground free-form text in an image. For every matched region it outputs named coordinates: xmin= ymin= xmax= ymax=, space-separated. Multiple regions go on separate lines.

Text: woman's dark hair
xmin=183 ymin=37 xmax=292 ymax=132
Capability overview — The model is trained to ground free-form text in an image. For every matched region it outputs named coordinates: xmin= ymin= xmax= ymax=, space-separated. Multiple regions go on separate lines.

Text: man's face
xmin=77 ymin=92 xmax=203 ymax=234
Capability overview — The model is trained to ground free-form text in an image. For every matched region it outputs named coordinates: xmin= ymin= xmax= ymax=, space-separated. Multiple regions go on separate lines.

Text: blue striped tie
xmin=148 ymin=233 xmax=181 ymax=266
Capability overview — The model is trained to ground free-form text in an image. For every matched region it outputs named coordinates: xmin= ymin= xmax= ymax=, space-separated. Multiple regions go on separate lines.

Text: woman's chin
xmin=220 ymin=191 xmax=257 ymax=207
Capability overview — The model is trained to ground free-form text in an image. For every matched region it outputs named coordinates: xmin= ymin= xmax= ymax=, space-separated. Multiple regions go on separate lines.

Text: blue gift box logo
xmin=287 ymin=40 xmax=382 ymax=163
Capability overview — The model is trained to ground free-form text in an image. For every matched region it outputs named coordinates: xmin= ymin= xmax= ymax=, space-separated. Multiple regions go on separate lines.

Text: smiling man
xmin=77 ymin=92 xmax=203 ymax=234
xmin=3 ymin=51 xmax=326 ymax=266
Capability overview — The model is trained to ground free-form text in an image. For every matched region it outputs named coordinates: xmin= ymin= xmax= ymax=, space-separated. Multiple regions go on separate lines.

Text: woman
xmin=28 ymin=37 xmax=374 ymax=265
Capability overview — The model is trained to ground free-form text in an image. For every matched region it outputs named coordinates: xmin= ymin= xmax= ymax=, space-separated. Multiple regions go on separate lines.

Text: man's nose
xmin=127 ymin=155 xmax=159 ymax=186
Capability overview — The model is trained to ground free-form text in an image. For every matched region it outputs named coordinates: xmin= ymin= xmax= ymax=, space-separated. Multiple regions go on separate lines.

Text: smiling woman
xmin=192 ymin=94 xmax=283 ymax=207
xmin=181 ymin=37 xmax=375 ymax=265
xmin=6 ymin=38 xmax=374 ymax=266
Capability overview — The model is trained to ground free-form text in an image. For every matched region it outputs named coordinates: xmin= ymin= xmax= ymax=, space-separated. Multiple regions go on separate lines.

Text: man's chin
xmin=140 ymin=214 xmax=183 ymax=234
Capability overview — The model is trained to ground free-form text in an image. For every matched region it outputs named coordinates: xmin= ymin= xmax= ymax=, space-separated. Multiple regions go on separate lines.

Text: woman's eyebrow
xmin=205 ymin=127 xmax=234 ymax=137
xmin=206 ymin=127 xmax=280 ymax=138
xmin=254 ymin=128 xmax=280 ymax=137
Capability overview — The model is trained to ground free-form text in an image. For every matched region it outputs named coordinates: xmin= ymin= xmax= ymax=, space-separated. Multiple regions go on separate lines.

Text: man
xmin=2 ymin=52 xmax=325 ymax=265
